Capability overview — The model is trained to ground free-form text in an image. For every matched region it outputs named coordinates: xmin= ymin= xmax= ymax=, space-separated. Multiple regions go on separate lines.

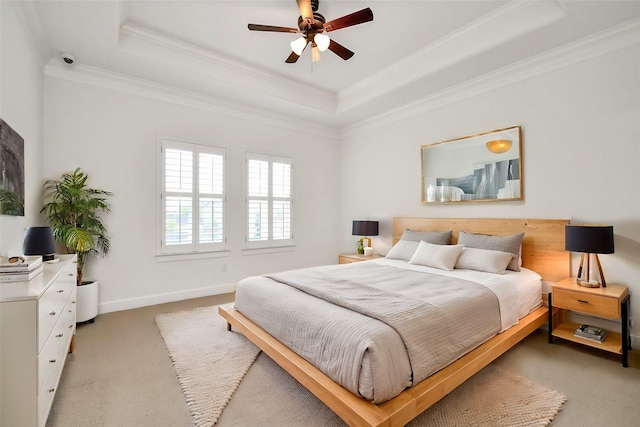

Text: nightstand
xmin=338 ymin=254 xmax=383 ymax=264
xmin=548 ymin=277 xmax=631 ymax=367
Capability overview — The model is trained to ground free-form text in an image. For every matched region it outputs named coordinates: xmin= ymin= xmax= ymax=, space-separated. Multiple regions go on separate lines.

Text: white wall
xmin=42 ymin=77 xmax=340 ymax=312
xmin=0 ymin=2 xmax=45 ymax=256
xmin=339 ymin=45 xmax=640 ymax=342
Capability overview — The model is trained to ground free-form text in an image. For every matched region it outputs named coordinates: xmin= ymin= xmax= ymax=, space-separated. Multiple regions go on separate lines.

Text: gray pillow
xmin=457 ymin=231 xmax=524 ymax=271
xmin=400 ymin=229 xmax=452 ymax=245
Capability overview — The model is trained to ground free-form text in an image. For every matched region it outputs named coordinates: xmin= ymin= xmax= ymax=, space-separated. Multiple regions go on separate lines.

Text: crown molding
xmin=340 ymin=17 xmax=640 ymax=138
xmin=119 ymin=23 xmax=337 ymax=114
xmin=13 ymin=1 xmax=53 ymax=66
xmin=44 ymin=58 xmax=339 ymax=140
xmin=337 ymin=0 xmax=565 ymax=114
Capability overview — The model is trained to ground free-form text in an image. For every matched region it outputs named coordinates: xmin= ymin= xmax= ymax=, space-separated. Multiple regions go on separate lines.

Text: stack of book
xmin=0 ymin=256 xmax=44 ymax=282
xmin=574 ymin=324 xmax=608 ymax=343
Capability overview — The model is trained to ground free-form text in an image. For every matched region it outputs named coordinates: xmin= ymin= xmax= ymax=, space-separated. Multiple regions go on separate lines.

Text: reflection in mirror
xmin=421 ymin=126 xmax=522 ymax=203
xmin=0 ymin=119 xmax=25 ymax=216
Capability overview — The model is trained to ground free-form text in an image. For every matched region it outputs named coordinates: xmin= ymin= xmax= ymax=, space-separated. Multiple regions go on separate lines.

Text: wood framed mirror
xmin=421 ymin=125 xmax=522 ymax=204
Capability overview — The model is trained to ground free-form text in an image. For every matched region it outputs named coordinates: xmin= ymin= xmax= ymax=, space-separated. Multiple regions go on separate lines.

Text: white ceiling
xmin=26 ymin=1 xmax=640 ymax=131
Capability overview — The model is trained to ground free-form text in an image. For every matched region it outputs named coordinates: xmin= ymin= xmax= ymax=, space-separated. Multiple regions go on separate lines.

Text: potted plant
xmin=41 ymin=167 xmax=112 ymax=323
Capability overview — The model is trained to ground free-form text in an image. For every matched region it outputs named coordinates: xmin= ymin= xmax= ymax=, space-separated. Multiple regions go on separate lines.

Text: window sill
xmin=241 ymin=245 xmax=296 ymax=256
xmin=156 ymin=250 xmax=231 ymax=263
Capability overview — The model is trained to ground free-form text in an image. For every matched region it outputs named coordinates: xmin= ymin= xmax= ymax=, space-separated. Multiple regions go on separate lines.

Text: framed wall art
xmin=421 ymin=125 xmax=522 ymax=204
xmin=0 ymin=118 xmax=25 ymax=216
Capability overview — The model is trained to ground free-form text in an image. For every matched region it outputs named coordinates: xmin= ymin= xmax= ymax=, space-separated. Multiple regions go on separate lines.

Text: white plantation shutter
xmin=246 ymin=153 xmax=293 ymax=248
xmin=160 ymin=140 xmax=226 ymax=255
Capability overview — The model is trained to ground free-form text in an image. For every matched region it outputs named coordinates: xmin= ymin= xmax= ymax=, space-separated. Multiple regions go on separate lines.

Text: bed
xmin=219 ymin=218 xmax=569 ymax=426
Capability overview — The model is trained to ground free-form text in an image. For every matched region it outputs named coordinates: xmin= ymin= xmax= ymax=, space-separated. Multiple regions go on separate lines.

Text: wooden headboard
xmin=393 ymin=217 xmax=570 ymax=282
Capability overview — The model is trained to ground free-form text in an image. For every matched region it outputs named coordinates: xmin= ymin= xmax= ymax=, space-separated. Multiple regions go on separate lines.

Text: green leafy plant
xmin=41 ymin=167 xmax=112 ymax=285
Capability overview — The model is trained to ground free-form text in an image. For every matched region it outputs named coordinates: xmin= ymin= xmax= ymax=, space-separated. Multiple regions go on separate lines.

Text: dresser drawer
xmin=38 ymin=364 xmax=61 ymax=427
xmin=37 ymin=286 xmax=75 ymax=393
xmin=553 ymin=288 xmax=620 ymax=319
xmin=37 ymin=267 xmax=75 ymax=352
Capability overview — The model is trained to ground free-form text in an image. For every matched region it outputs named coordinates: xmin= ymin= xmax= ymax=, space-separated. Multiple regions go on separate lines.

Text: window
xmin=246 ymin=153 xmax=293 ymax=248
xmin=159 ymin=139 xmax=225 ymax=255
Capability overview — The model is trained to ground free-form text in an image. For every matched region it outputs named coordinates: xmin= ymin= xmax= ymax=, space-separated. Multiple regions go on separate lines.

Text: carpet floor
xmin=157 ymin=305 xmax=566 ymax=426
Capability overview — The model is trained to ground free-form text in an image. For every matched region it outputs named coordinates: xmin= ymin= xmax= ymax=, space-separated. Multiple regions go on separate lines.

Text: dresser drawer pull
xmin=57 ymin=289 xmax=64 ymax=293
xmin=68 ymin=324 xmax=73 ymax=329
xmin=49 ymin=311 xmax=56 ymax=316
xmin=577 ymin=299 xmax=590 ymax=304
xmin=49 ymin=359 xmax=57 ymax=363
xmin=48 ymin=388 xmax=55 ymax=393
xmin=56 ymin=333 xmax=63 ymax=338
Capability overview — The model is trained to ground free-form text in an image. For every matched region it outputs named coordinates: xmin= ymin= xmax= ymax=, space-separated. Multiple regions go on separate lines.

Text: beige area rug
xmin=155 ymin=306 xmax=260 ymax=427
xmin=157 ymin=305 xmax=567 ymax=426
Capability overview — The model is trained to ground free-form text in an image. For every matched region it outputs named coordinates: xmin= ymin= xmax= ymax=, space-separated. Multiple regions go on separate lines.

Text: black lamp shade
xmin=565 ymin=225 xmax=614 ymax=254
xmin=23 ymin=226 xmax=56 ymax=261
xmin=352 ymin=220 xmax=379 ymax=237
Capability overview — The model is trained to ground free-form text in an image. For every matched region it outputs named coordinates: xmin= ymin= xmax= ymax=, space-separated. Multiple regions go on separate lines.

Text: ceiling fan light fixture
xmin=291 ymin=36 xmax=307 ymax=55
xmin=314 ymin=33 xmax=330 ymax=51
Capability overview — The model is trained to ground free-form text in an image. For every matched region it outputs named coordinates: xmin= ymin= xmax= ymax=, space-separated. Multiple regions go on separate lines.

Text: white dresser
xmin=1 ymin=254 xmax=77 ymax=427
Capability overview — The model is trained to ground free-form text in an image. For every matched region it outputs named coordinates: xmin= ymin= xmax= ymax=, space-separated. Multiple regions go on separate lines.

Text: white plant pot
xmin=76 ymin=280 xmax=99 ymax=323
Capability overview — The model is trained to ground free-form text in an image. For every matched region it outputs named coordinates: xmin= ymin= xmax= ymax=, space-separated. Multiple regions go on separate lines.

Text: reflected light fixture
xmin=314 ymin=33 xmax=330 ymax=51
xmin=486 ymin=139 xmax=512 ymax=154
xmin=290 ymin=36 xmax=307 ymax=55
xmin=565 ymin=225 xmax=615 ymax=287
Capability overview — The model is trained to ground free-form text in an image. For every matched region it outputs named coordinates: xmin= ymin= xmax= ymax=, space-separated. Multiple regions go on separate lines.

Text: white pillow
xmin=455 ymin=247 xmax=514 ymax=274
xmin=408 ymin=241 xmax=464 ymax=271
xmin=385 ymin=240 xmax=419 ymax=261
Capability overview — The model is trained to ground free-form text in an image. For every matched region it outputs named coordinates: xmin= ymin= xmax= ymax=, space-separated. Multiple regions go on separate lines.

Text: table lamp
xmin=23 ymin=226 xmax=57 ymax=261
xmin=352 ymin=220 xmax=379 ymax=254
xmin=565 ymin=225 xmax=614 ymax=287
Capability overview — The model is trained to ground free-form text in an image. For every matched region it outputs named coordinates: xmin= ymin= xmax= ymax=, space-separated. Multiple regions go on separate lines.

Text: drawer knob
xmin=68 ymin=324 xmax=73 ymax=329
xmin=57 ymin=289 xmax=64 ymax=293
xmin=48 ymin=387 xmax=55 ymax=393
xmin=67 ymin=273 xmax=73 ymax=277
xmin=49 ymin=359 xmax=57 ymax=363
xmin=56 ymin=333 xmax=63 ymax=338
xmin=577 ymin=299 xmax=590 ymax=304
xmin=49 ymin=311 xmax=56 ymax=316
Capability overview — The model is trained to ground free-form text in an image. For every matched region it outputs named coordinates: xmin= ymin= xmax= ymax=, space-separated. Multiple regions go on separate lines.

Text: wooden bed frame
xmin=219 ymin=217 xmax=570 ymax=427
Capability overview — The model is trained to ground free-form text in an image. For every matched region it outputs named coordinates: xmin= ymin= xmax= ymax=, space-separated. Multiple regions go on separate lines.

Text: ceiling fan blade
xmin=328 ymin=39 xmax=355 ymax=61
xmin=324 ymin=8 xmax=374 ymax=33
xmin=285 ymin=52 xmax=301 ymax=63
xmin=296 ymin=0 xmax=315 ymax=23
xmin=248 ymin=24 xmax=298 ymax=33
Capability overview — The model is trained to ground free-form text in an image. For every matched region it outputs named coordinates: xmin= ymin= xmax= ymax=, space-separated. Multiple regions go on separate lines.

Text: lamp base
xmin=576 ymin=253 xmax=607 ymax=288
xmin=577 ymin=280 xmax=601 ymax=288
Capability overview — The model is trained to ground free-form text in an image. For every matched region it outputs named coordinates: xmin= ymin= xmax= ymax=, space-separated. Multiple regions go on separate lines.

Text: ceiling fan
xmin=248 ymin=0 xmax=374 ymax=63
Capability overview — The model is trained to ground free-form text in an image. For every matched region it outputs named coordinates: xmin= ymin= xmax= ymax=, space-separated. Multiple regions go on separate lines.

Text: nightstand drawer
xmin=553 ymin=288 xmax=620 ymax=319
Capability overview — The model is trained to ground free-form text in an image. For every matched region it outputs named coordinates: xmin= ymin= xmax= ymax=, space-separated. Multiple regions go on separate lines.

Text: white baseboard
xmin=98 ymin=282 xmax=236 ymax=314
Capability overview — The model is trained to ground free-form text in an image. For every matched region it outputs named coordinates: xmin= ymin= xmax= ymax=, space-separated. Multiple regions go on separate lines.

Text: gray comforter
xmin=234 ymin=261 xmax=501 ymax=403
